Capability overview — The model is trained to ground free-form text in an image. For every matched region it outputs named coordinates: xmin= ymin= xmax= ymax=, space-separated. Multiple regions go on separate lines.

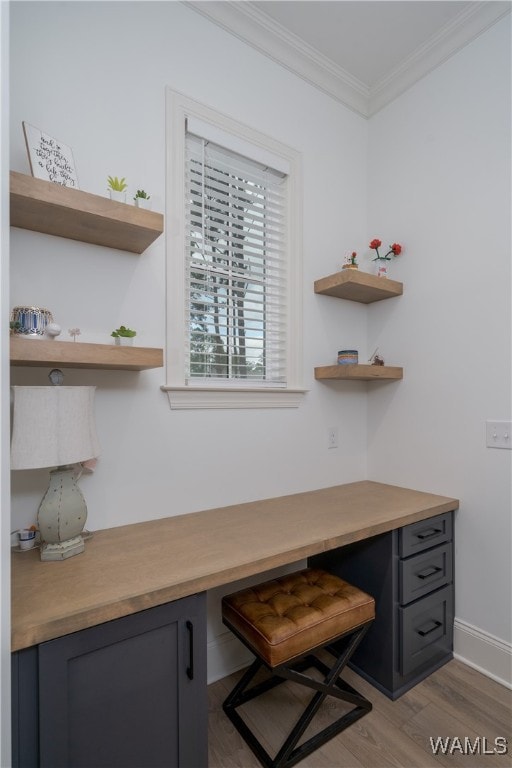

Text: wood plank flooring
xmin=208 ymin=660 xmax=512 ymax=767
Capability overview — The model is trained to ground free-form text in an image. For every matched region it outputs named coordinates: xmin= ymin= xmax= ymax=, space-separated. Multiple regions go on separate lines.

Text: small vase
xmin=135 ymin=198 xmax=151 ymax=210
xmin=114 ymin=337 xmax=134 ymax=346
xmin=11 ymin=306 xmax=53 ymax=338
xmin=374 ymin=259 xmax=388 ymax=278
xmin=109 ymin=190 xmax=126 ymax=203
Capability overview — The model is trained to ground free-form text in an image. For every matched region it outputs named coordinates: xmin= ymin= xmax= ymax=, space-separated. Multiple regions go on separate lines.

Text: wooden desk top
xmin=11 ymin=481 xmax=458 ymax=651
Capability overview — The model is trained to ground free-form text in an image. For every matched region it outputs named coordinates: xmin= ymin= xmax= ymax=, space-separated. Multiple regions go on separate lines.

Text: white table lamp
xmin=11 ymin=385 xmax=100 ymax=561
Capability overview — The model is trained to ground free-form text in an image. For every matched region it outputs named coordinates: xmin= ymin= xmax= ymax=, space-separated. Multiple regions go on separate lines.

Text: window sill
xmin=161 ymin=386 xmax=308 ymax=410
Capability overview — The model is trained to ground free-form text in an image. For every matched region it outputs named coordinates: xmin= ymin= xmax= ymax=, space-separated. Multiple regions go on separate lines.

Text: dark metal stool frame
xmin=222 ymin=618 xmax=373 ymax=768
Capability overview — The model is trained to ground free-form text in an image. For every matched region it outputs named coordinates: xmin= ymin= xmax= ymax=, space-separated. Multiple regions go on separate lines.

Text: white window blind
xmin=185 ymin=131 xmax=288 ymax=386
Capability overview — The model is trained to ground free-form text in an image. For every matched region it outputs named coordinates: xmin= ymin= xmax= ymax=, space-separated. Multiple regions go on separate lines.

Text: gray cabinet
xmin=12 ymin=593 xmax=207 ymax=768
xmin=310 ymin=511 xmax=454 ymax=699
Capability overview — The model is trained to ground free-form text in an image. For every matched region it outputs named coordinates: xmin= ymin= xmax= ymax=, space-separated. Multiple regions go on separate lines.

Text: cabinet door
xmin=38 ymin=593 xmax=207 ymax=768
xmin=11 ymin=647 xmax=39 ymax=768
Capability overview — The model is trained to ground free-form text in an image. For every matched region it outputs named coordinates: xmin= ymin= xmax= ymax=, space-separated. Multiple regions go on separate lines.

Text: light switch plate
xmin=486 ymin=420 xmax=512 ymax=449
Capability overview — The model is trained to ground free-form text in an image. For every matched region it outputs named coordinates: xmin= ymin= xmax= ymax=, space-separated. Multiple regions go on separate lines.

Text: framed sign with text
xmin=23 ymin=122 xmax=80 ymax=188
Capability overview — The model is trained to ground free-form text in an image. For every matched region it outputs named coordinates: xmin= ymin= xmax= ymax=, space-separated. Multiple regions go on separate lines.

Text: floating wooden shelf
xmin=10 ymin=337 xmax=163 ymax=371
xmin=314 ymin=269 xmax=403 ymax=303
xmin=10 ymin=172 xmax=164 ymax=254
xmin=314 ymin=364 xmax=403 ymax=381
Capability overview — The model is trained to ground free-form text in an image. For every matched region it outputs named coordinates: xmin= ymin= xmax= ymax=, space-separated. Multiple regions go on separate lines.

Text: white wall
xmin=9 ymin=1 xmax=369 ymax=682
xmin=367 ymin=16 xmax=512 ymax=678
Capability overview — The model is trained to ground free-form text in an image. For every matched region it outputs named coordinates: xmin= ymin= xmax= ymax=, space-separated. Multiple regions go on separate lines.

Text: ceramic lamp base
xmin=40 ymin=536 xmax=85 ymax=561
xmin=38 ymin=466 xmax=88 ymax=561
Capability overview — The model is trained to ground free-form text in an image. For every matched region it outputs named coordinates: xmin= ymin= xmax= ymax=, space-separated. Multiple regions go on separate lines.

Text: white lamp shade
xmin=11 ymin=386 xmax=100 ymax=470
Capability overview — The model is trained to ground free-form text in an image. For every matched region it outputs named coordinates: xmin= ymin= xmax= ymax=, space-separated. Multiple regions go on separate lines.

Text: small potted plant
xmin=111 ymin=325 xmax=137 ymax=346
xmin=342 ymin=251 xmax=359 ymax=270
xmin=107 ymin=176 xmax=128 ymax=203
xmin=133 ymin=189 xmax=151 ymax=210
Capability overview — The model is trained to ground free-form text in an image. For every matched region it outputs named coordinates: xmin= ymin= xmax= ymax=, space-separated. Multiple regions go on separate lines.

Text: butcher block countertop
xmin=11 ymin=481 xmax=459 ymax=651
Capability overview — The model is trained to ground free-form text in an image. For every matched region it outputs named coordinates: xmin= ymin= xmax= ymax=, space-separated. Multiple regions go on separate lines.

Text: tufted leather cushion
xmin=222 ymin=568 xmax=375 ymax=667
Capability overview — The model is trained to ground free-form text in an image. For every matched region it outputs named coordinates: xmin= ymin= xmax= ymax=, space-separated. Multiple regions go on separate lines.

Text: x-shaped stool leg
xmin=223 ymin=621 xmax=373 ymax=768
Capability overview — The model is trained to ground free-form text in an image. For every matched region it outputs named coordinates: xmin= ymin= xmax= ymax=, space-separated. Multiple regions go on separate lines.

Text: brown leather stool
xmin=222 ymin=568 xmax=375 ymax=768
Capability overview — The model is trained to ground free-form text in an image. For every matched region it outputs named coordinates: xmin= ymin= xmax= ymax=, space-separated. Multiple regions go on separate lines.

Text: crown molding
xmin=368 ymin=1 xmax=512 ymax=116
xmin=184 ymin=0 xmax=370 ymax=117
xmin=185 ymin=0 xmax=511 ymax=119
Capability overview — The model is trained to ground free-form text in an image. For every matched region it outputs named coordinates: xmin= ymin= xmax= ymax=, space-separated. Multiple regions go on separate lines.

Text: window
xmin=186 ymin=133 xmax=286 ymax=385
xmin=164 ymin=90 xmax=304 ymax=409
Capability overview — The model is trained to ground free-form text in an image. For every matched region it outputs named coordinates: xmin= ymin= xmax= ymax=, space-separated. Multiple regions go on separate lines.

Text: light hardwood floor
xmin=208 ymin=660 xmax=512 ymax=768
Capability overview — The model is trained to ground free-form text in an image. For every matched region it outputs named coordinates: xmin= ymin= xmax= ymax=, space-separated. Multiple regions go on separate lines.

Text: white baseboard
xmin=454 ymin=618 xmax=512 ymax=689
xmin=207 ymin=630 xmax=253 ymax=685
xmin=208 ymin=620 xmax=512 ymax=690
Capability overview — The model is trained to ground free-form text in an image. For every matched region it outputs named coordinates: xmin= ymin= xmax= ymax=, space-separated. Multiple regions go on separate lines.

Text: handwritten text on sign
xmin=23 ymin=122 xmax=79 ymax=188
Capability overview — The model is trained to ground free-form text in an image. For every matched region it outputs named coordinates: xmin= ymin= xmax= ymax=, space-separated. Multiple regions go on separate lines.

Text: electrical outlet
xmin=486 ymin=420 xmax=512 ymax=449
xmin=328 ymin=427 xmax=338 ymax=449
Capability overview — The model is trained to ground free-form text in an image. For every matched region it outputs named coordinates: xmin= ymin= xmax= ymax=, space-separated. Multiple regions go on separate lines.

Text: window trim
xmin=162 ymin=88 xmax=305 ymax=409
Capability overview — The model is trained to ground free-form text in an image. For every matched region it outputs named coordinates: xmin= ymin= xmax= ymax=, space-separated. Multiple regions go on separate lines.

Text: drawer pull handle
xmin=417 ymin=620 xmax=442 ymax=637
xmin=186 ymin=620 xmax=194 ymax=680
xmin=416 ymin=527 xmax=442 ymax=541
xmin=416 ymin=565 xmax=443 ymax=580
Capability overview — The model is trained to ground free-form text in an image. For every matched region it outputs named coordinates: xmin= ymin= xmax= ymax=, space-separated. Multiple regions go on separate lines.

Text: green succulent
xmin=134 ymin=189 xmax=150 ymax=200
xmin=111 ymin=325 xmax=137 ymax=338
xmin=107 ymin=176 xmax=128 ymax=192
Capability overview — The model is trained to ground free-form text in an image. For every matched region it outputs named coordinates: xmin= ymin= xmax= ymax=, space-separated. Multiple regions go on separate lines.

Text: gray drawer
xmin=400 ymin=585 xmax=453 ymax=677
xmin=400 ymin=543 xmax=452 ymax=605
xmin=400 ymin=512 xmax=453 ymax=558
